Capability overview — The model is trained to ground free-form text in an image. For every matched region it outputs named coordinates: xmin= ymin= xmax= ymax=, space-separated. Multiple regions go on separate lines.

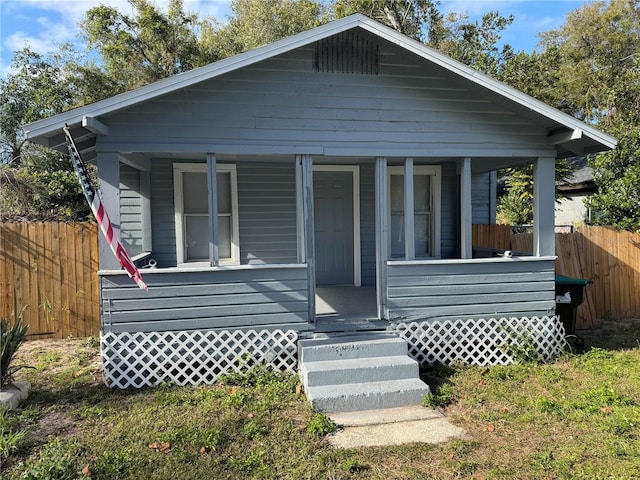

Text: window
xmin=174 ymin=163 xmax=239 ymax=265
xmin=388 ymin=166 xmax=441 ymax=259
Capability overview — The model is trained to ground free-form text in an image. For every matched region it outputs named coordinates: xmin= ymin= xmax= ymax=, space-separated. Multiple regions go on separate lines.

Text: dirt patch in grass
xmin=581 ymin=316 xmax=640 ymax=350
xmin=32 ymin=409 xmax=78 ymax=442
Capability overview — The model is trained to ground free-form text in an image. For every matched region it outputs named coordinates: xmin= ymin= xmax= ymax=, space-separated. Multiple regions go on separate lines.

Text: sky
xmin=0 ymin=0 xmax=594 ymax=78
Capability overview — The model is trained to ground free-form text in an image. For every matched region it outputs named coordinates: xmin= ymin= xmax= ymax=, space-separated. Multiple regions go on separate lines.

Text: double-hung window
xmin=174 ymin=163 xmax=239 ymax=266
xmin=388 ymin=165 xmax=441 ymax=259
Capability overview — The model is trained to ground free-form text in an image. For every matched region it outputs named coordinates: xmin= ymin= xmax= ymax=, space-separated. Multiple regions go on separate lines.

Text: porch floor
xmin=315 ymin=286 xmax=387 ymax=333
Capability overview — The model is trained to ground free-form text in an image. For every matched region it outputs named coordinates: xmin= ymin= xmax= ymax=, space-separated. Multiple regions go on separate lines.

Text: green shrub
xmin=422 ymin=382 xmax=455 ymax=408
xmin=306 ymin=412 xmax=336 ymax=436
xmin=0 ymin=310 xmax=31 ymax=388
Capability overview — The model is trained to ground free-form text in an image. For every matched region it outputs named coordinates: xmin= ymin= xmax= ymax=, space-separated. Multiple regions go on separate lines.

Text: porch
xmin=101 ymin=153 xmax=558 ymax=332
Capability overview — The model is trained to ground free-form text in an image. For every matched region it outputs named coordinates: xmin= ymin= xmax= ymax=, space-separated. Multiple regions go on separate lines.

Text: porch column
xmin=97 ymin=152 xmax=121 ymax=270
xmin=460 ymin=157 xmax=472 ymax=259
xmin=300 ymin=154 xmax=315 ymax=321
xmin=404 ymin=158 xmax=415 ymax=260
xmin=139 ymin=171 xmax=152 ymax=253
xmin=295 ymin=156 xmax=305 ymax=263
xmin=207 ymin=153 xmax=219 ymax=266
xmin=375 ymin=157 xmax=388 ymax=320
xmin=533 ymin=156 xmax=556 ymax=257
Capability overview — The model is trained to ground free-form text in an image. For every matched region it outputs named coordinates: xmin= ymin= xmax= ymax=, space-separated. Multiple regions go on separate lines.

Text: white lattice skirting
xmin=395 ymin=315 xmax=566 ymax=366
xmin=101 ymin=329 xmax=298 ymax=389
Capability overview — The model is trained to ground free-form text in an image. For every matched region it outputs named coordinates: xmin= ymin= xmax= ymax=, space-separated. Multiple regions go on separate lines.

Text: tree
xmin=331 ymin=0 xmax=441 ymax=42
xmin=206 ymin=0 xmax=327 ymax=58
xmin=0 ymin=48 xmax=95 ymax=221
xmin=538 ymin=0 xmax=640 ymax=125
xmin=331 ymin=0 xmax=514 ymax=74
xmin=81 ymin=0 xmax=203 ymax=91
xmin=0 ymin=48 xmax=74 ymax=167
xmin=537 ymin=0 xmax=640 ymax=230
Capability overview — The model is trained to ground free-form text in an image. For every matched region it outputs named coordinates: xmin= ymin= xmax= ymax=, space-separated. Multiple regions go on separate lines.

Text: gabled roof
xmin=24 ymin=13 xmax=616 ymax=158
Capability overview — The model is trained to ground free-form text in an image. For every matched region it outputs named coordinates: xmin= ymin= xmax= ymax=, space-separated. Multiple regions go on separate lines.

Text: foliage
xmin=587 ymin=126 xmax=640 ymax=231
xmin=496 ymin=159 xmax=574 ymax=225
xmin=422 ymin=382 xmax=455 ymax=408
xmin=0 ymin=311 xmax=30 ymax=388
xmin=305 ymin=412 xmax=337 ymax=436
xmin=534 ymin=0 xmax=640 ymax=231
xmin=0 ymin=408 xmax=26 ymax=464
xmin=538 ymin=0 xmax=640 ymax=126
xmin=209 ymin=0 xmax=326 ymax=58
xmin=4 ymin=326 xmax=640 ymax=479
xmin=0 ymin=48 xmax=74 ymax=167
xmin=0 ymin=151 xmax=93 ymax=222
xmin=332 ymin=0 xmax=514 ymax=74
xmin=81 ymin=0 xmax=203 ymax=92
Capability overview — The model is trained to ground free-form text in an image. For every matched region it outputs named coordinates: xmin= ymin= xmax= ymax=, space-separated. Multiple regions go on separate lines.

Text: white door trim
xmin=313 ymin=165 xmax=361 ymax=287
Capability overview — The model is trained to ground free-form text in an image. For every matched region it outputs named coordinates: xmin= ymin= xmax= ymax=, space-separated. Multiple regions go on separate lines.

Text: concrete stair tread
xmin=307 ymin=377 xmax=429 ymax=399
xmin=299 ymin=333 xmax=402 ymax=348
xmin=299 ymin=333 xmax=407 ymax=363
xmin=302 ymin=354 xmax=417 ymax=373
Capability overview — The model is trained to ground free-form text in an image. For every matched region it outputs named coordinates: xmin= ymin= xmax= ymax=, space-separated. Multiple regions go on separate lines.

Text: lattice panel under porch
xmin=394 ymin=316 xmax=566 ymax=366
xmin=101 ymin=329 xmax=298 ymax=389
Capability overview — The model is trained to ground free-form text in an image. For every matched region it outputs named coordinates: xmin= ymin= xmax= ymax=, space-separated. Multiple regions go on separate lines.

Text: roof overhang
xmin=24 ymin=14 xmax=617 ymax=160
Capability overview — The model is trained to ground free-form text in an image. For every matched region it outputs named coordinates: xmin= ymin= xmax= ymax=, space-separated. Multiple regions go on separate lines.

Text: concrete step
xmin=301 ymin=355 xmax=419 ymax=387
xmin=298 ymin=333 xmax=407 ymax=363
xmin=307 ymin=378 xmax=430 ymax=413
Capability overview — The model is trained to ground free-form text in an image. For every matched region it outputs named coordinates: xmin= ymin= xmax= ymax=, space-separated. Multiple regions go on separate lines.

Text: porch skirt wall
xmin=101 ymin=329 xmax=298 ymax=389
xmin=100 ymin=316 xmax=565 ymax=388
xmin=394 ymin=315 xmax=566 ymax=366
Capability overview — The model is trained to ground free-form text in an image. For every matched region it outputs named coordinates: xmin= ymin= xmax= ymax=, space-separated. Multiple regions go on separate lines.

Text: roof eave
xmin=24 ymin=13 xmax=617 ymax=154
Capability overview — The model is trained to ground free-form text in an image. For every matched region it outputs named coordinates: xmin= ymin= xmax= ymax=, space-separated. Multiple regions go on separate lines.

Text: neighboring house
xmin=556 ymin=155 xmax=596 ymax=227
xmin=24 ymin=15 xmax=615 ymax=388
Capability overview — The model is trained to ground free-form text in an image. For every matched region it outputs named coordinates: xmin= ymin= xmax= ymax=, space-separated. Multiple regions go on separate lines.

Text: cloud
xmin=1 ymin=0 xmax=231 ymax=76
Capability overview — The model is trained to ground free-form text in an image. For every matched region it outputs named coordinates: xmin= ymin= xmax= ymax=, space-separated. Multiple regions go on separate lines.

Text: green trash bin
xmin=555 ymin=274 xmax=593 ymax=336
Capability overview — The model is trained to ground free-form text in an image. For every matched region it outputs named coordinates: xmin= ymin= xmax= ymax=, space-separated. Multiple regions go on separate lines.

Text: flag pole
xmin=63 ymin=124 xmax=148 ymax=290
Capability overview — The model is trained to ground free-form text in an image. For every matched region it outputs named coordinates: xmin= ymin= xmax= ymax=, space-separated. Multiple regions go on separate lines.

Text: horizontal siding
xmin=472 ymin=172 xmax=491 ymax=224
xmin=386 ymin=259 xmax=556 ymax=321
xmin=101 ymin=267 xmax=311 ymax=333
xmin=99 ymin=38 xmax=554 ymax=157
xmin=149 ymin=158 xmax=177 ymax=266
xmin=119 ymin=164 xmax=143 ymax=256
xmin=237 ymin=162 xmax=297 ymax=264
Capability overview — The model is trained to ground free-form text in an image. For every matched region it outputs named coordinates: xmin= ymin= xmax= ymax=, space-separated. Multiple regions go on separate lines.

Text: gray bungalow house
xmin=25 ymin=15 xmax=615 ymax=394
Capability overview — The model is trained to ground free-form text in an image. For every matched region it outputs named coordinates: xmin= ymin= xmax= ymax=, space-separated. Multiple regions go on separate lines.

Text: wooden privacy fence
xmin=0 ymin=222 xmax=99 ymax=338
xmin=474 ymin=224 xmax=640 ymax=330
xmin=2 ymin=222 xmax=637 ymax=337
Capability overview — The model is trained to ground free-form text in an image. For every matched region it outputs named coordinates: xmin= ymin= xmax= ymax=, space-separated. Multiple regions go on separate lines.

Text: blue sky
xmin=1 ymin=0 xmax=593 ymax=78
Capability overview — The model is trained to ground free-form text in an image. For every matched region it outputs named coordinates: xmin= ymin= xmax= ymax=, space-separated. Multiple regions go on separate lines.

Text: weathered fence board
xmin=0 ymin=222 xmax=99 ymax=338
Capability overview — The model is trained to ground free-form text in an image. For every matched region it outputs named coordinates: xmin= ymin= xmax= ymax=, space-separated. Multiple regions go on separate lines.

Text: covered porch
xmin=99 ymin=152 xmax=558 ymax=334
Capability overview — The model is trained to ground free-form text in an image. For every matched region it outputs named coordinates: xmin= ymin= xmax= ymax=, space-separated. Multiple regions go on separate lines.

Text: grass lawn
xmin=2 ymin=318 xmax=640 ymax=479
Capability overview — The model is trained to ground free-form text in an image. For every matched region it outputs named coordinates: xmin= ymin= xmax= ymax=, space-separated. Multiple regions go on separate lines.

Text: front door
xmin=314 ymin=170 xmax=354 ymax=286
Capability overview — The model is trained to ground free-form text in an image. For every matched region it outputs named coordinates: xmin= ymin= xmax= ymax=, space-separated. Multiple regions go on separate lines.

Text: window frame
xmin=173 ymin=162 xmax=240 ymax=266
xmin=387 ymin=165 xmax=441 ymax=259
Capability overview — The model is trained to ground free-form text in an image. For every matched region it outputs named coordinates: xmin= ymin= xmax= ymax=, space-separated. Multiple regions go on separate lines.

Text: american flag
xmin=64 ymin=124 xmax=148 ymax=290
